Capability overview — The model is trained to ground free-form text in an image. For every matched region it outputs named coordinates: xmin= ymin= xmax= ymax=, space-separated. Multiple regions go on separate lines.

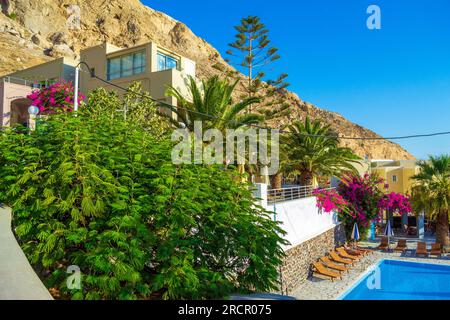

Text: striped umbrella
xmin=384 ymin=220 xmax=394 ymax=237
xmin=351 ymin=223 xmax=360 ymax=242
xmin=384 ymin=219 xmax=394 ymax=250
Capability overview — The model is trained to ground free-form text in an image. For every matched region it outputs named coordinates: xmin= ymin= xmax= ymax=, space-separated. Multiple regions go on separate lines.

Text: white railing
xmin=2 ymin=76 xmax=45 ymax=88
xmin=267 ymin=186 xmax=335 ymax=205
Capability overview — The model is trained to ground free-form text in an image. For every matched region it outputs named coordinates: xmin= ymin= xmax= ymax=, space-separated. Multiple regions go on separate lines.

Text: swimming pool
xmin=341 ymin=259 xmax=450 ymax=300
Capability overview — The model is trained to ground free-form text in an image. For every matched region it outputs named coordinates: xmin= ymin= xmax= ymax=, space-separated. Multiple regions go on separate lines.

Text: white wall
xmin=268 ymin=197 xmax=339 ymax=250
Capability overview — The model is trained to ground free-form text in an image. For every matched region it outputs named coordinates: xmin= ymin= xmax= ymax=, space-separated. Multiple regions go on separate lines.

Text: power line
xmin=76 ymin=61 xmax=450 ymax=141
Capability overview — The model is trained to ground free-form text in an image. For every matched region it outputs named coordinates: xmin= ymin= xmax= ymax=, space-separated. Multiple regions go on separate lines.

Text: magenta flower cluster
xmin=27 ymin=80 xmax=85 ymax=114
xmin=378 ymin=192 xmax=412 ymax=216
xmin=314 ymin=173 xmax=412 ymax=229
xmin=312 ymin=188 xmax=349 ymax=215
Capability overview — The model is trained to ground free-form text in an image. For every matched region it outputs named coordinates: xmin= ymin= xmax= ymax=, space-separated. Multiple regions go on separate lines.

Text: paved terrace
xmin=292 ymin=237 xmax=450 ymax=300
xmin=0 ymin=205 xmax=53 ymax=300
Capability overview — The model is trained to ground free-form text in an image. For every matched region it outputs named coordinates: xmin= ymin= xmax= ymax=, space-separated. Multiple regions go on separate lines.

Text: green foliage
xmin=411 ymin=155 xmax=450 ymax=245
xmin=86 ymin=82 xmax=170 ymax=140
xmin=6 ymin=12 xmax=18 ymax=20
xmin=282 ymin=117 xmax=361 ymax=186
xmin=216 ymin=15 xmax=290 ymax=121
xmin=166 ymin=75 xmax=262 ymax=132
xmin=0 ymin=93 xmax=286 ymax=299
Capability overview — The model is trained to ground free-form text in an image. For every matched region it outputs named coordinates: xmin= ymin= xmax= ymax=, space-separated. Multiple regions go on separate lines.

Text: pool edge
xmin=336 ymin=258 xmax=450 ymax=300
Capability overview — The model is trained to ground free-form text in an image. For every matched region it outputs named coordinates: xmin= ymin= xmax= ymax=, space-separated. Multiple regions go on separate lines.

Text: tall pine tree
xmin=216 ymin=16 xmax=291 ymax=122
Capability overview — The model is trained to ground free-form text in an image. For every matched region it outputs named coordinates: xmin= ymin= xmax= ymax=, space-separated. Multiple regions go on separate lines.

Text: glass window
xmin=157 ymin=53 xmax=166 ymax=71
xmin=107 ymin=50 xmax=146 ymax=80
xmin=392 ymin=175 xmax=397 ymax=182
xmin=121 ymin=54 xmax=133 ymax=77
xmin=166 ymin=56 xmax=178 ymax=70
xmin=107 ymin=57 xmax=121 ymax=80
xmin=133 ymin=52 xmax=145 ymax=74
xmin=157 ymin=52 xmax=179 ymax=71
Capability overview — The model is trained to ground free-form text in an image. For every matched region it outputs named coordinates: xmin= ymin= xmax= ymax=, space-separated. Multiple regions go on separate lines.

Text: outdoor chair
xmin=377 ymin=236 xmax=389 ymax=251
xmin=343 ymin=245 xmax=367 ymax=256
xmin=336 ymin=247 xmax=360 ymax=261
xmin=430 ymin=243 xmax=442 ymax=257
xmin=394 ymin=239 xmax=407 ymax=253
xmin=329 ymin=251 xmax=353 ymax=265
xmin=416 ymin=242 xmax=428 ymax=257
xmin=319 ymin=257 xmax=349 ymax=273
xmin=350 ymin=244 xmax=375 ymax=255
xmin=311 ymin=262 xmax=342 ymax=281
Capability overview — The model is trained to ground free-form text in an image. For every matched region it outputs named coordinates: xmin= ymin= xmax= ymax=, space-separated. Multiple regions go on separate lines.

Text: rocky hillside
xmin=0 ymin=0 xmax=414 ymax=159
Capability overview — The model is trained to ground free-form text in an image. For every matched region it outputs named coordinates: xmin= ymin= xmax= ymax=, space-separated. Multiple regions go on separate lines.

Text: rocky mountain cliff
xmin=0 ymin=0 xmax=414 ymax=159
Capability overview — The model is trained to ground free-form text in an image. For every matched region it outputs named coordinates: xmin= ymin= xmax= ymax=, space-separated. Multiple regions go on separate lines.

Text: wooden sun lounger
xmin=329 ymin=251 xmax=353 ymax=265
xmin=377 ymin=236 xmax=389 ymax=251
xmin=336 ymin=247 xmax=360 ymax=261
xmin=416 ymin=242 xmax=428 ymax=257
xmin=319 ymin=257 xmax=349 ymax=273
xmin=312 ymin=262 xmax=342 ymax=281
xmin=430 ymin=243 xmax=442 ymax=257
xmin=352 ymin=245 xmax=374 ymax=255
xmin=394 ymin=239 xmax=407 ymax=253
xmin=357 ymin=247 xmax=374 ymax=254
xmin=343 ymin=245 xmax=366 ymax=256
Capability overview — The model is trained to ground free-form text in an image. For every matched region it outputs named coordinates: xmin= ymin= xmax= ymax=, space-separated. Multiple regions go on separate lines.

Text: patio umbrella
xmin=384 ymin=219 xmax=394 ymax=250
xmin=351 ymin=223 xmax=360 ymax=242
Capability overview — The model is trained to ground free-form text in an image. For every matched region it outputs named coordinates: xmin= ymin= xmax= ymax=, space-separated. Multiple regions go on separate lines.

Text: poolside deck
xmin=291 ymin=238 xmax=450 ymax=300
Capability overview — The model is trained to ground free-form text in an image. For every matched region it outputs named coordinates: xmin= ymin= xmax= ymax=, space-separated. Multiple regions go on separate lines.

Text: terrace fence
xmin=2 ymin=76 xmax=46 ymax=89
xmin=267 ymin=185 xmax=335 ymax=205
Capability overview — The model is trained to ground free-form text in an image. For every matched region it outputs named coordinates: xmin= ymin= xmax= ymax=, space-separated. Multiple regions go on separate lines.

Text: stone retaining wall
xmin=279 ymin=223 xmax=346 ymax=295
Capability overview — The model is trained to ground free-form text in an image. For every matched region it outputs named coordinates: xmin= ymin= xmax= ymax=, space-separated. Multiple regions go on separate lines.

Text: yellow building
xmin=371 ymin=160 xmax=420 ymax=195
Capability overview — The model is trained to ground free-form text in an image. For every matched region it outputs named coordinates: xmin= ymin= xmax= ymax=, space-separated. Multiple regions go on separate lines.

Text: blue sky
xmin=143 ymin=0 xmax=450 ymax=159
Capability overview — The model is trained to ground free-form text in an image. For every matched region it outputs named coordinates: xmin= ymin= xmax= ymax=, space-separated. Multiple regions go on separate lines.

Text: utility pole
xmin=74 ymin=66 xmax=80 ymax=112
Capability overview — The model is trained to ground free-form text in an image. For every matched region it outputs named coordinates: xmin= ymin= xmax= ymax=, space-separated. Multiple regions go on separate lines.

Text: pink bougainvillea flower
xmin=26 ymin=81 xmax=82 ymax=114
xmin=313 ymin=173 xmax=411 ymax=239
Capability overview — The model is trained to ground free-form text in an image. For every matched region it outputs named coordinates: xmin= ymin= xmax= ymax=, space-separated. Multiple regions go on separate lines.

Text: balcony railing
xmin=2 ymin=76 xmax=46 ymax=89
xmin=267 ymin=185 xmax=335 ymax=205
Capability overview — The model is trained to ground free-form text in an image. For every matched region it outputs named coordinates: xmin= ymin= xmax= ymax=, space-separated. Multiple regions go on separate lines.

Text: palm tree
xmin=270 ymin=144 xmax=291 ymax=189
xmin=411 ymin=155 xmax=450 ymax=246
xmin=165 ymin=75 xmax=262 ymax=132
xmin=166 ymin=75 xmax=263 ymax=181
xmin=283 ymin=117 xmax=361 ymax=186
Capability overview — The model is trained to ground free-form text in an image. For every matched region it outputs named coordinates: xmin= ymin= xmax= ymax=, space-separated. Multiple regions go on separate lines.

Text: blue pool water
xmin=341 ymin=260 xmax=450 ymax=300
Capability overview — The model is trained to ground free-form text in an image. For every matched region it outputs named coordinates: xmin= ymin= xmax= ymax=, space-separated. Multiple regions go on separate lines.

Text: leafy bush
xmin=0 ymin=94 xmax=285 ymax=299
xmin=6 ymin=12 xmax=18 ymax=20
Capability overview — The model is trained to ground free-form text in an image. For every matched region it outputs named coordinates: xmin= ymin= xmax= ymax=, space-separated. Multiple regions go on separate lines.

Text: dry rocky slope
xmin=0 ymin=0 xmax=414 ymax=160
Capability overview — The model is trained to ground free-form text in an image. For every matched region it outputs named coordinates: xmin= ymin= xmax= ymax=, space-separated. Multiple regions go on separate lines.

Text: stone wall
xmin=279 ymin=223 xmax=346 ymax=295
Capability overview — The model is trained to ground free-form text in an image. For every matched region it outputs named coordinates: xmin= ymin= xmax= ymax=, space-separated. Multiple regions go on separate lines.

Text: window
xmin=157 ymin=52 xmax=179 ymax=71
xmin=392 ymin=175 xmax=397 ymax=183
xmin=38 ymin=78 xmax=57 ymax=88
xmin=107 ymin=51 xmax=146 ymax=80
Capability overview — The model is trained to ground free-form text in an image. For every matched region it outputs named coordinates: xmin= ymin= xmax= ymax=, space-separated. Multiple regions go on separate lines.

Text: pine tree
xmin=216 ymin=15 xmax=290 ymax=122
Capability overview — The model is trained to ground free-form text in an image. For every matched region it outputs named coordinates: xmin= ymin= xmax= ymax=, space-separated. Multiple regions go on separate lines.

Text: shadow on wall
xmin=334 ymin=223 xmax=347 ymax=244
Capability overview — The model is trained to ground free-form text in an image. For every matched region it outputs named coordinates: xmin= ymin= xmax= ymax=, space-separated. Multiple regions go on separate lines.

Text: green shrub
xmin=6 ymin=12 xmax=17 ymax=20
xmin=0 ymin=96 xmax=286 ymax=299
